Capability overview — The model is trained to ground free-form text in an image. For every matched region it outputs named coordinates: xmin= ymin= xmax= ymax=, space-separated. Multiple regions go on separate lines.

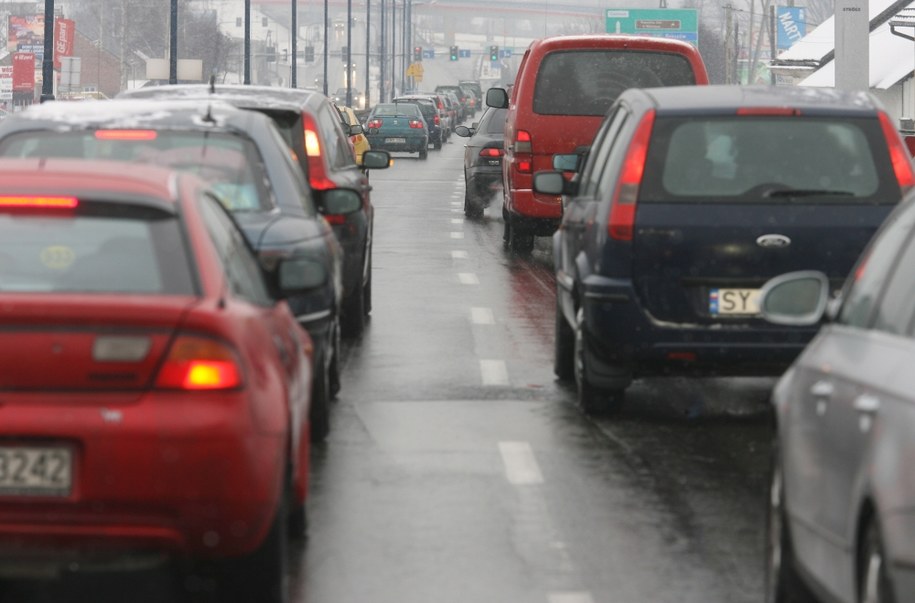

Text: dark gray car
xmin=455 ymin=107 xmax=506 ymax=218
xmin=0 ymin=99 xmax=350 ymax=442
xmin=760 ymin=168 xmax=915 ymax=603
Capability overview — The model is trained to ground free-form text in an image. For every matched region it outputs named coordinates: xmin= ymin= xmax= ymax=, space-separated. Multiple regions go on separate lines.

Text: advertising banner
xmin=12 ymin=52 xmax=35 ymax=92
xmin=53 ymin=18 xmax=75 ymax=69
xmin=8 ymin=16 xmax=44 ymax=61
xmin=776 ymin=7 xmax=806 ymax=50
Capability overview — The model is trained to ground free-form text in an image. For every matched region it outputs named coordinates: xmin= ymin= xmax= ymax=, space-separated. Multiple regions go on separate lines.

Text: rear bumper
xmin=0 ymin=391 xmax=286 ymax=571
xmin=577 ymin=274 xmax=812 ymax=385
xmin=508 ymin=187 xmax=563 ymax=220
xmin=366 ymin=135 xmax=427 ymax=153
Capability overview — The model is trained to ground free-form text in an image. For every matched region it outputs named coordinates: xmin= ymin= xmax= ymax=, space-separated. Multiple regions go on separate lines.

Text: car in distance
xmin=455 ymin=106 xmax=507 ymax=218
xmin=537 ymin=85 xmax=912 ymax=414
xmin=364 ymin=102 xmax=430 ymax=159
xmin=0 ymin=158 xmax=319 ymax=602
xmin=392 ymin=95 xmax=444 ymax=150
xmin=759 ymin=182 xmax=915 ymax=603
xmin=0 ymin=98 xmax=347 ymax=442
xmin=335 ymin=103 xmax=372 ymax=165
xmin=488 ymin=34 xmax=709 ymax=252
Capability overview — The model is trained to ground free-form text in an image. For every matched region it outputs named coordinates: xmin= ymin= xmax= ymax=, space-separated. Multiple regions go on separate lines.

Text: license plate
xmin=709 ymin=288 xmax=761 ymax=316
xmin=0 ymin=446 xmax=72 ymax=496
xmin=385 ymin=137 xmax=406 ymax=144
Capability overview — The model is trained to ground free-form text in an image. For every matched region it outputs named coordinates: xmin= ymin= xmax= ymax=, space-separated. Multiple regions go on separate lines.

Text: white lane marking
xmin=451 ymin=218 xmax=464 ymax=225
xmin=451 ymin=250 xmax=469 ymax=259
xmin=471 ymin=307 xmax=495 ymax=325
xmin=458 ymin=272 xmax=479 ymax=285
xmin=480 ymin=359 xmax=508 ymax=386
xmin=451 ymin=201 xmax=462 ymax=206
xmin=548 ymin=593 xmax=595 ymax=603
xmin=498 ymin=441 xmax=543 ymax=485
xmin=451 ymin=208 xmax=463 ymax=213
xmin=451 ymin=232 xmax=464 ymax=239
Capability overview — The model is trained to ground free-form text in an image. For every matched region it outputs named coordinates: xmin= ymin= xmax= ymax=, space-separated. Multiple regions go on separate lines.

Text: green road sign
xmin=605 ymin=8 xmax=699 ymax=45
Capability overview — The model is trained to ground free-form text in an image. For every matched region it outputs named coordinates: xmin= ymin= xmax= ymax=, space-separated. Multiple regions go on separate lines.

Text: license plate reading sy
xmin=709 ymin=288 xmax=761 ymax=316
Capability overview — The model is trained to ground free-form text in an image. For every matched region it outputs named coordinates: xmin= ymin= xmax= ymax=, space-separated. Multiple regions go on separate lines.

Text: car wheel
xmin=341 ymin=285 xmax=366 ymax=338
xmin=434 ymin=138 xmax=442 ymax=150
xmin=211 ymin=484 xmax=288 ymax=603
xmin=508 ymin=217 xmax=534 ymax=253
xmin=363 ymin=262 xmax=372 ymax=316
xmin=859 ymin=518 xmax=895 ymax=603
xmin=464 ymin=188 xmax=483 ymax=219
xmin=574 ymin=308 xmax=623 ymax=415
xmin=502 ymin=207 xmax=510 ymax=249
xmin=419 ymin=147 xmax=428 ymax=160
xmin=287 ymin=462 xmax=309 ymax=540
xmin=554 ymin=299 xmax=574 ymax=381
xmin=329 ymin=321 xmax=341 ymax=399
xmin=765 ymin=456 xmax=817 ymax=603
xmin=309 ymin=345 xmax=331 ymax=443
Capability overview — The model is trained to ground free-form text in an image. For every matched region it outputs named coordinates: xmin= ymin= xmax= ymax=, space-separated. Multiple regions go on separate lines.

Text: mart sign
xmin=605 ymin=9 xmax=699 ymax=45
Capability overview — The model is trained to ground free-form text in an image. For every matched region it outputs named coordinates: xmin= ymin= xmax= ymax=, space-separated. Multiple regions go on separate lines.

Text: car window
xmin=867 ymin=214 xmax=915 ymax=335
xmin=580 ymin=106 xmax=629 ymax=199
xmin=640 ymin=117 xmax=890 ymax=202
xmin=263 ymin=124 xmax=318 ymax=217
xmin=0 ymin=130 xmax=275 ymax=212
xmin=478 ymin=108 xmax=507 ymax=134
xmin=533 ymin=50 xmax=695 ymax=116
xmin=838 ymin=206 xmax=915 ymax=328
xmin=198 ymin=193 xmax=274 ymax=307
xmin=317 ymin=103 xmax=355 ymax=169
xmin=373 ymin=104 xmax=421 ymax=118
xmin=0 ymin=201 xmax=194 ymax=294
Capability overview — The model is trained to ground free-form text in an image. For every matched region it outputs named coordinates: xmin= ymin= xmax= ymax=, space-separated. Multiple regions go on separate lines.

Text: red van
xmin=487 ymin=35 xmax=709 ymax=252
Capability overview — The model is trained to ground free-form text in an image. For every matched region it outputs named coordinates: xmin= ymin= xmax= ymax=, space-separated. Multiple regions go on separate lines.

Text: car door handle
xmin=810 ymin=380 xmax=834 ymax=398
xmin=853 ymin=394 xmax=881 ymax=414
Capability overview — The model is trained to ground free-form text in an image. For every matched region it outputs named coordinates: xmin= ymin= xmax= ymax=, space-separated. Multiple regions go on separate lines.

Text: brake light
xmin=94 ymin=130 xmax=158 ymax=141
xmin=0 ymin=195 xmax=78 ymax=208
xmin=513 ymin=130 xmax=533 ymax=174
xmin=155 ymin=335 xmax=243 ymax=390
xmin=304 ymin=129 xmax=321 ymax=157
xmin=736 ymin=108 xmax=801 ymax=116
xmin=515 ymin=130 xmax=532 ymax=153
xmin=366 ymin=118 xmax=382 ymax=129
xmin=324 ymin=214 xmax=346 ymax=225
xmin=409 ymin=120 xmax=424 ymax=129
xmin=302 ymin=113 xmax=336 ymax=190
xmin=479 ymin=148 xmax=503 ymax=157
xmin=608 ymin=109 xmax=655 ymax=241
xmin=878 ymin=111 xmax=915 ymax=195
xmin=434 ymin=114 xmax=440 ymax=126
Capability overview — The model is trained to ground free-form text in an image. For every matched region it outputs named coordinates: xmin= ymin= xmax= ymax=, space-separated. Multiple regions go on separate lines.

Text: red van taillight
xmin=608 ymin=110 xmax=655 ymax=241
xmin=302 ymin=113 xmax=336 ymax=190
xmin=514 ymin=130 xmax=532 ymax=173
xmin=879 ymin=111 xmax=915 ymax=195
xmin=155 ymin=335 xmax=243 ymax=390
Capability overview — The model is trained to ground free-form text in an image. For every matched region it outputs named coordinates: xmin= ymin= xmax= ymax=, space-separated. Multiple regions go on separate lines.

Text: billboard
xmin=12 ymin=52 xmax=35 ymax=92
xmin=8 ymin=15 xmax=44 ymax=58
xmin=776 ymin=7 xmax=806 ymax=50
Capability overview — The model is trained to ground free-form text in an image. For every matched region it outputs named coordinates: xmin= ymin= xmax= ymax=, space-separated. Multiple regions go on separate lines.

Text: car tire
xmin=508 ymin=217 xmax=534 ymax=253
xmin=309 ymin=345 xmax=331 ymax=443
xmin=419 ymin=147 xmax=428 ymax=160
xmin=287 ymin=463 xmax=309 ymax=540
xmin=574 ymin=308 xmax=623 ymax=415
xmin=554 ymin=299 xmax=574 ymax=381
xmin=859 ymin=517 xmax=896 ymax=603
xmin=341 ymin=285 xmax=366 ymax=338
xmin=502 ymin=207 xmax=511 ymax=249
xmin=464 ymin=188 xmax=484 ymax=219
xmin=765 ymin=456 xmax=817 ymax=603
xmin=211 ymin=485 xmax=288 ymax=603
xmin=329 ymin=321 xmax=341 ymax=399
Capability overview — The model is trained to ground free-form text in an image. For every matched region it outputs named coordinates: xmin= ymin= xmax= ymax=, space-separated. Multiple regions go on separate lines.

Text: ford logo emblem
xmin=756 ymin=234 xmax=791 ymax=248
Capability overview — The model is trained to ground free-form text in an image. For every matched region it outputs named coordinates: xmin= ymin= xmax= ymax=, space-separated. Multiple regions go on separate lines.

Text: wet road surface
xmin=6 ymin=124 xmax=775 ymax=603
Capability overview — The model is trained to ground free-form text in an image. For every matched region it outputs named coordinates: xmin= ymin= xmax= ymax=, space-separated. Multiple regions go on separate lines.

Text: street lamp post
xmin=291 ymin=0 xmax=297 ymax=87
xmin=323 ymin=0 xmax=329 ymax=95
xmin=391 ymin=0 xmax=396 ymax=97
xmin=380 ymin=0 xmax=386 ymax=102
xmin=244 ymin=0 xmax=251 ymax=84
xmin=41 ymin=0 xmax=54 ymax=101
xmin=346 ymin=0 xmax=353 ymax=106
xmin=365 ymin=0 xmax=371 ymax=107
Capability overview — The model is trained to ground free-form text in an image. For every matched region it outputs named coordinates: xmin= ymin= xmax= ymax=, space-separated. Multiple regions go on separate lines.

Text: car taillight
xmin=879 ymin=111 xmax=915 ymax=195
xmin=366 ymin=118 xmax=382 ymax=129
xmin=0 ymin=195 xmax=78 ymax=209
xmin=608 ymin=109 xmax=655 ymax=241
xmin=479 ymin=148 xmax=503 ymax=157
xmin=155 ymin=335 xmax=243 ymax=390
xmin=514 ymin=130 xmax=532 ymax=173
xmin=302 ymin=113 xmax=336 ymax=190
xmin=409 ymin=120 xmax=424 ymax=129
xmin=94 ymin=129 xmax=158 ymax=141
xmin=434 ymin=115 xmax=440 ymax=126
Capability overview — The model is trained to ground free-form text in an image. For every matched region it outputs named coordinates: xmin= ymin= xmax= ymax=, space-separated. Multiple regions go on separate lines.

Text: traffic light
xmin=450 ymin=45 xmax=459 ymax=61
xmin=414 ymin=46 xmax=423 ymax=61
xmin=489 ymin=45 xmax=499 ymax=61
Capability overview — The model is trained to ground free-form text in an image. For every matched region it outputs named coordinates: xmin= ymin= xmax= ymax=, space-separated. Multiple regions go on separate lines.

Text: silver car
xmin=760 ymin=183 xmax=915 ymax=603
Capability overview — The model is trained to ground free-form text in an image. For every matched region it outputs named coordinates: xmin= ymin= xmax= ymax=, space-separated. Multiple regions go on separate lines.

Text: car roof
xmin=121 ymin=84 xmax=324 ymax=112
xmin=630 ymin=85 xmax=881 ymax=117
xmin=529 ymin=34 xmax=699 ymax=54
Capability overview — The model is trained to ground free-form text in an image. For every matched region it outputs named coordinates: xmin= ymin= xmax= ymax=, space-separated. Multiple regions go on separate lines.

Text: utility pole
xmin=380 ymin=0 xmax=386 ymax=102
xmin=346 ymin=0 xmax=352 ymax=106
xmin=323 ymin=0 xmax=328 ymax=94
xmin=169 ymin=0 xmax=178 ymax=84
xmin=365 ymin=0 xmax=371 ymax=107
xmin=244 ymin=0 xmax=251 ymax=84
xmin=41 ymin=0 xmax=54 ymax=101
xmin=725 ymin=4 xmax=733 ymax=84
xmin=291 ymin=0 xmax=297 ymax=87
xmin=769 ymin=3 xmax=776 ymax=84
xmin=391 ymin=0 xmax=396 ymax=97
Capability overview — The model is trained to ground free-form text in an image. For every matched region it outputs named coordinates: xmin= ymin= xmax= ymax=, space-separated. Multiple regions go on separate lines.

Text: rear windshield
xmin=533 ymin=50 xmax=695 ymax=116
xmin=0 ymin=204 xmax=195 ymax=294
xmin=640 ymin=116 xmax=893 ymax=202
xmin=395 ymin=100 xmax=435 ymax=119
xmin=372 ymin=104 xmax=421 ymax=118
xmin=0 ymin=131 xmax=273 ymax=213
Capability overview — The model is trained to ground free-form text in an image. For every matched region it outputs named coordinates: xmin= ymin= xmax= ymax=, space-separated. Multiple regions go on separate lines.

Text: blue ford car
xmin=536 ymin=85 xmax=912 ymax=413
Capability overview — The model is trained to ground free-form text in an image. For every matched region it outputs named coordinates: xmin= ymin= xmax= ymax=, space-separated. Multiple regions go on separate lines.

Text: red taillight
xmin=94 ymin=129 xmax=158 ymax=141
xmin=302 ymin=113 xmax=336 ymax=190
xmin=0 ymin=195 xmax=78 ymax=208
xmin=608 ymin=109 xmax=655 ymax=241
xmin=879 ymin=111 xmax=915 ymax=195
xmin=324 ymin=214 xmax=346 ymax=225
xmin=514 ymin=130 xmax=532 ymax=173
xmin=479 ymin=148 xmax=503 ymax=157
xmin=155 ymin=335 xmax=243 ymax=390
xmin=736 ymin=108 xmax=801 ymax=116
xmin=366 ymin=118 xmax=382 ymax=129
xmin=434 ymin=115 xmax=440 ymax=125
xmin=409 ymin=120 xmax=424 ymax=129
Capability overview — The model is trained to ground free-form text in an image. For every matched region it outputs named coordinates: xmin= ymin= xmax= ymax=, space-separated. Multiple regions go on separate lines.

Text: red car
xmin=0 ymin=159 xmax=316 ymax=602
xmin=487 ymin=35 xmax=710 ymax=252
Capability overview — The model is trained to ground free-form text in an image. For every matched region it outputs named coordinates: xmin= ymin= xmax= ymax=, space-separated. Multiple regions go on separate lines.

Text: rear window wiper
xmin=765 ymin=188 xmax=855 ymax=198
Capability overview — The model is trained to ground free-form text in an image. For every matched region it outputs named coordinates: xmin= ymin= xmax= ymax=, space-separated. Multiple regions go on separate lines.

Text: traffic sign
xmin=458 ymin=49 xmax=471 ymax=58
xmin=422 ymin=48 xmax=435 ymax=60
xmin=605 ymin=9 xmax=699 ymax=45
xmin=500 ymin=49 xmax=512 ymax=58
xmin=406 ymin=62 xmax=424 ymax=77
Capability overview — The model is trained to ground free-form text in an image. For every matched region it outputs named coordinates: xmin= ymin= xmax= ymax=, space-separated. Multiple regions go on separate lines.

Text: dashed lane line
xmin=498 ymin=441 xmax=544 ymax=485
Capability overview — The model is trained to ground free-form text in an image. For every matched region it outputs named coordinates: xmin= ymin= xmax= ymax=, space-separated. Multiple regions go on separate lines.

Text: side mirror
xmin=361 ymin=150 xmax=390 ymax=169
xmin=552 ymin=154 xmax=581 ymax=172
xmin=348 ymin=123 xmax=364 ymax=136
xmin=454 ymin=125 xmax=473 ymax=137
xmin=486 ymin=88 xmax=508 ymax=109
xmin=471 ymin=122 xmax=479 ymax=129
xmin=278 ymin=258 xmax=328 ymax=293
xmin=533 ymin=171 xmax=574 ymax=196
xmin=320 ymin=188 xmax=362 ymax=215
xmin=759 ymin=271 xmax=830 ymax=326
